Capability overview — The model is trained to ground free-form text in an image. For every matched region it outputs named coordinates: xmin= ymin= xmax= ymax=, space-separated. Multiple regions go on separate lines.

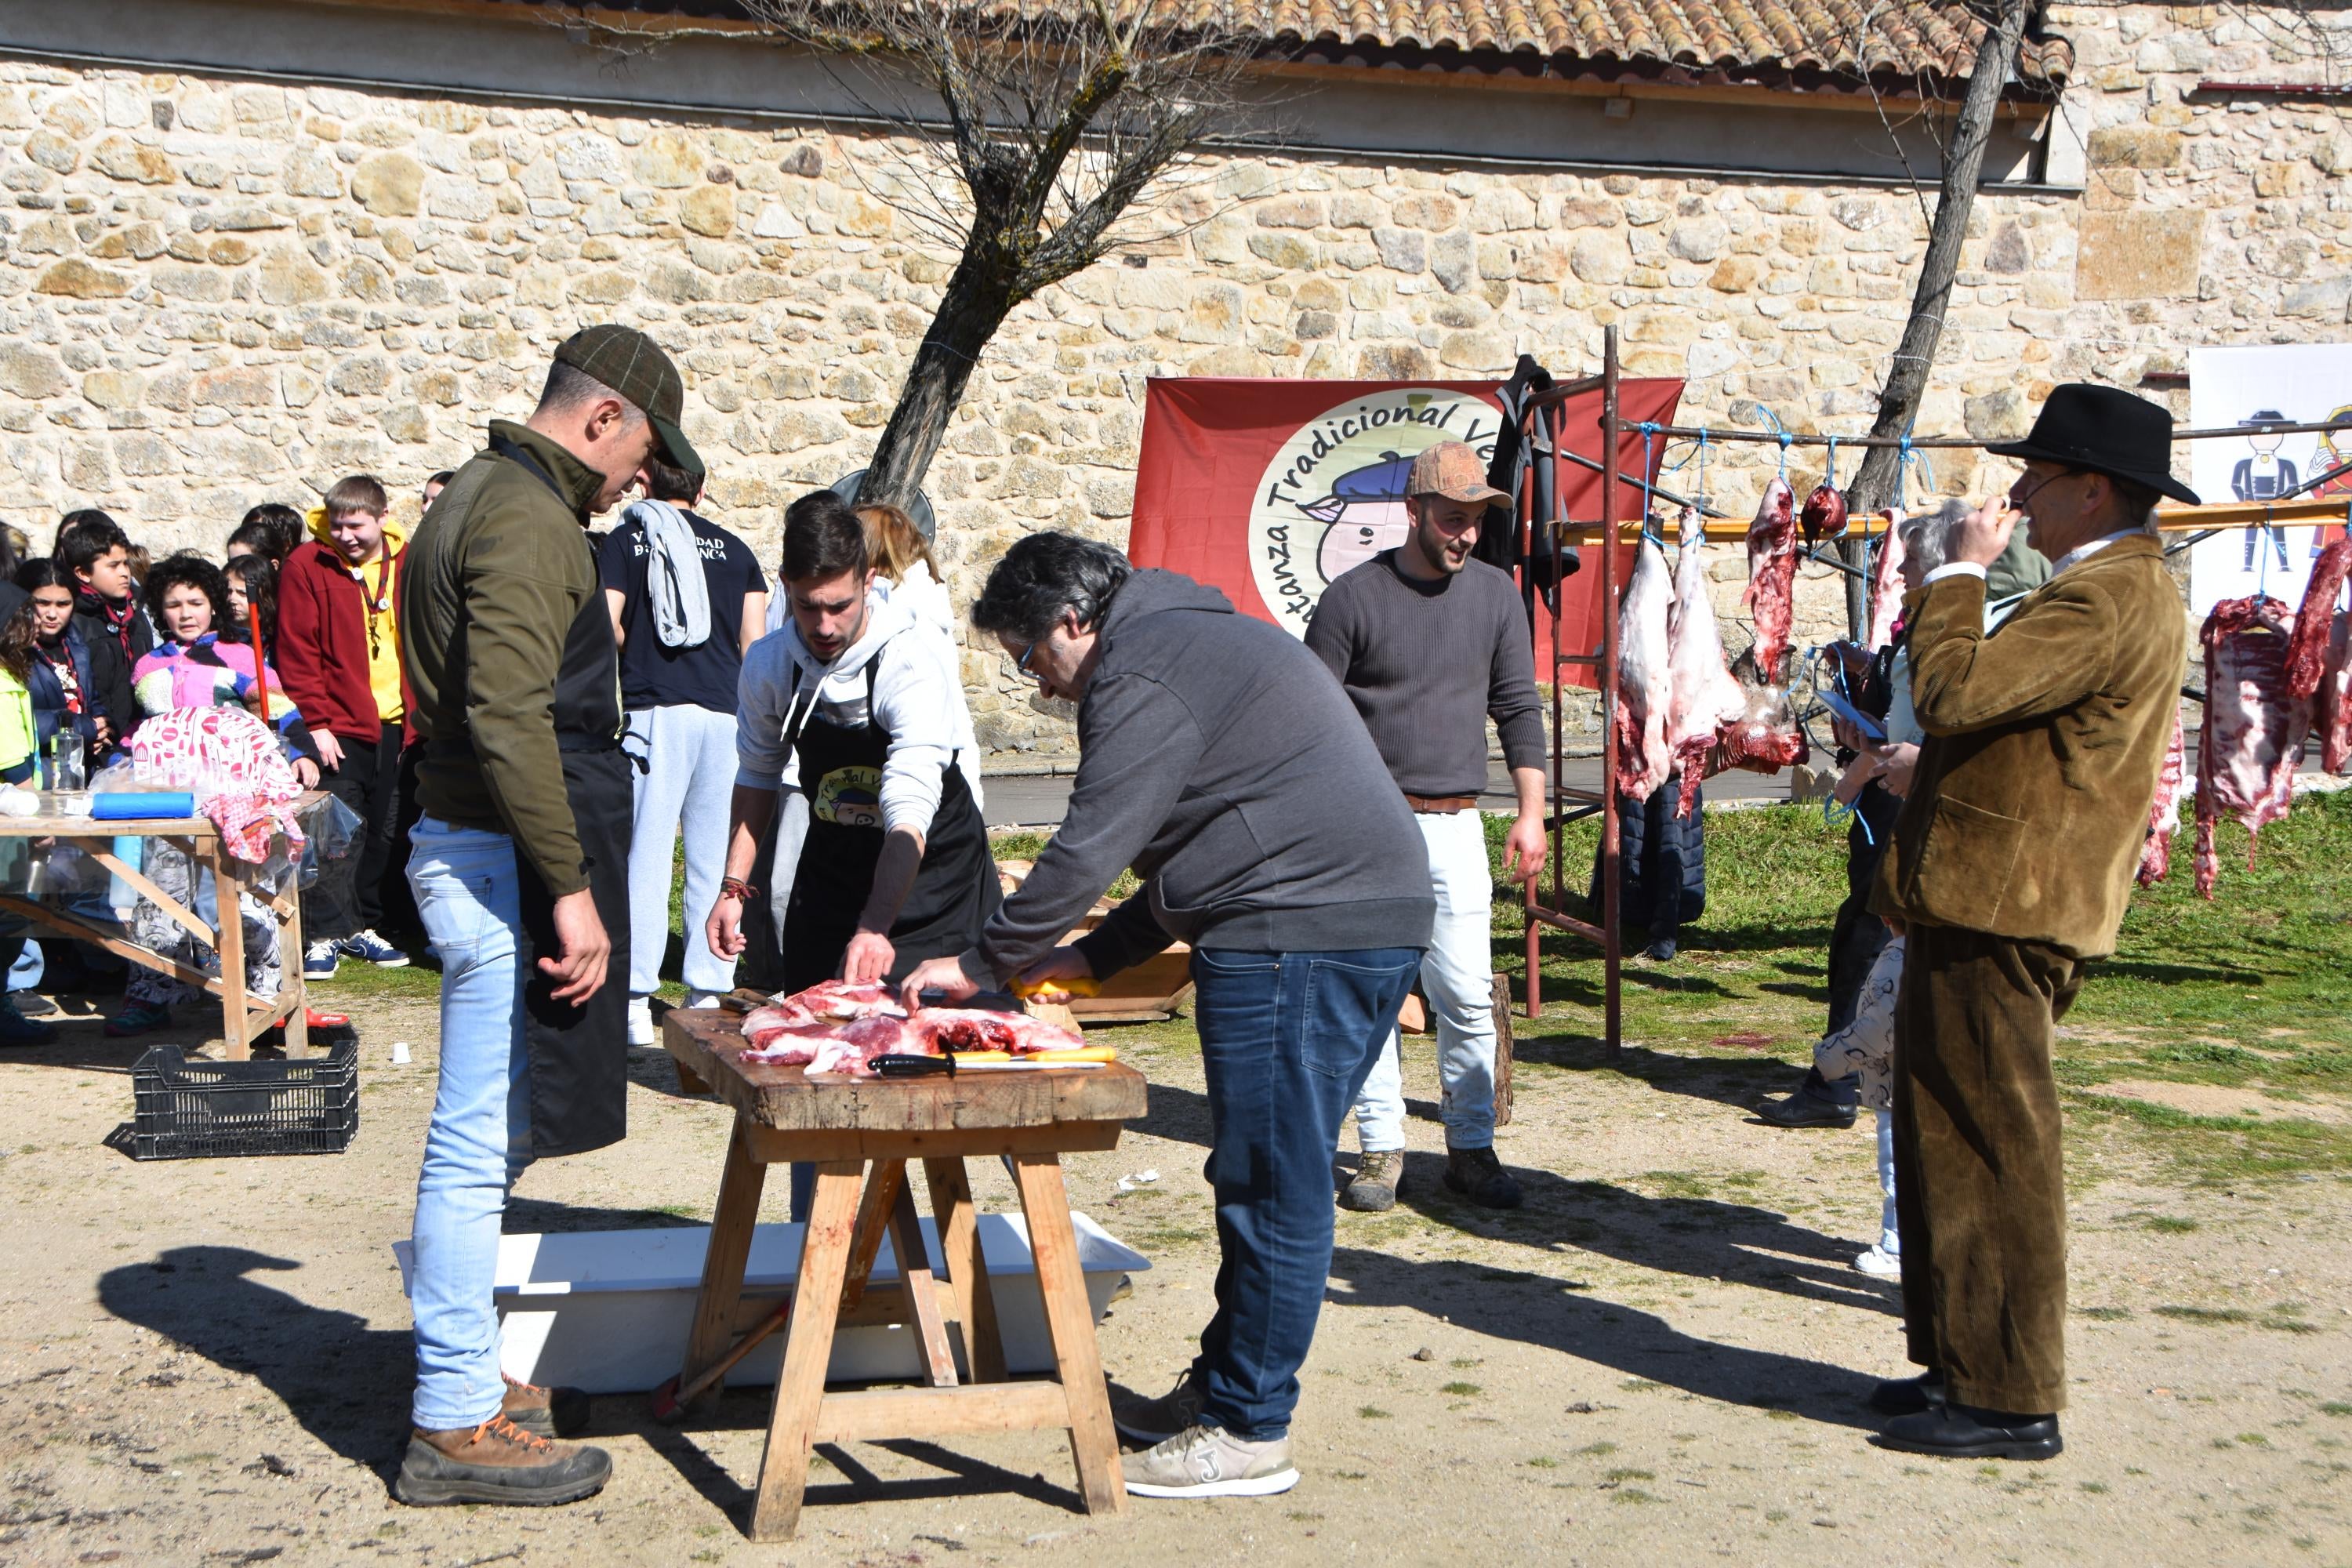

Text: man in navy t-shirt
xmin=600 ymin=458 xmax=768 ymax=1044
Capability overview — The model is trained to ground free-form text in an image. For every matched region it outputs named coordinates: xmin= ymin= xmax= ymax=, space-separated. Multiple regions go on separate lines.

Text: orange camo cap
xmin=1406 ymin=441 xmax=1509 ymax=505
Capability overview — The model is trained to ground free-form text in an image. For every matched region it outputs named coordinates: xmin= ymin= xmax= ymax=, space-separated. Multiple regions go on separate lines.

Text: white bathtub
xmin=393 ymin=1211 xmax=1149 ymax=1395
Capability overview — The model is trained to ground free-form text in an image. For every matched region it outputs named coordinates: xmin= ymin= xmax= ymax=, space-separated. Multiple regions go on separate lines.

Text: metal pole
xmin=1599 ymin=328 xmax=1623 ymax=1061
xmin=1524 ymin=400 xmax=1546 ymax=1023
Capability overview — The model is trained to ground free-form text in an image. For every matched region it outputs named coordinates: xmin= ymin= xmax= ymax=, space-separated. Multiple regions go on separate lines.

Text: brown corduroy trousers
xmin=1891 ymin=921 xmax=2086 ymax=1416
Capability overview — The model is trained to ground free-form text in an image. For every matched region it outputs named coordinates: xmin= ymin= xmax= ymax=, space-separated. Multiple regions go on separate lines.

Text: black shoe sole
xmin=1755 ymin=1105 xmax=1858 ymax=1129
xmin=394 ymin=1461 xmax=610 ymax=1507
xmin=1871 ymin=1430 xmax=2062 ymax=1461
xmin=1442 ymin=1175 xmax=1524 ymax=1210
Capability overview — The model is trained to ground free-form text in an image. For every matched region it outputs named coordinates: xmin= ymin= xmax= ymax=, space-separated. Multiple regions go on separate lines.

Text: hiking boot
xmin=393 ymin=1414 xmax=611 ymax=1507
xmin=0 ymin=996 xmax=56 ymax=1047
xmin=341 ymin=928 xmax=410 ymax=968
xmin=1123 ymin=1425 xmax=1298 ymax=1499
xmin=1339 ymin=1149 xmax=1403 ymax=1212
xmin=303 ymin=940 xmax=340 ymax=982
xmin=502 ymin=1374 xmax=592 ymax=1439
xmin=1112 ymin=1367 xmax=1207 ymax=1445
xmin=103 ymin=1000 xmax=172 ymax=1039
xmin=1443 ymin=1146 xmax=1523 ymax=1210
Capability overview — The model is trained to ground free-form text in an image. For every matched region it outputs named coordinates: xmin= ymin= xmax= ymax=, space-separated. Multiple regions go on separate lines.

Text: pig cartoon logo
xmin=1248 ymin=387 xmax=1499 ymax=639
xmin=1299 ymin=450 xmax=1419 ymax=586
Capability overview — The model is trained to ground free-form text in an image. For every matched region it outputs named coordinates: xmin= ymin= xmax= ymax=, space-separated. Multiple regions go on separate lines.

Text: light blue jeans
xmin=622 ymin=703 xmax=739 ymax=999
xmin=1352 ymin=811 xmax=1500 ymax=1152
xmin=405 ymin=816 xmax=533 ymax=1432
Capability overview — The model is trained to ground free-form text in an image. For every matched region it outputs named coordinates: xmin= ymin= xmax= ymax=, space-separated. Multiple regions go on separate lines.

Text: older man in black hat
xmin=394 ymin=325 xmax=701 ymax=1508
xmin=1864 ymin=383 xmax=2194 ymax=1461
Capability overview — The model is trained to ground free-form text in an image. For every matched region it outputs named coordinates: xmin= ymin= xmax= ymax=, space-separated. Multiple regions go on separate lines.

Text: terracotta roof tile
xmin=1210 ymin=0 xmax=2071 ymax=84
xmin=475 ymin=0 xmax=2071 ymax=87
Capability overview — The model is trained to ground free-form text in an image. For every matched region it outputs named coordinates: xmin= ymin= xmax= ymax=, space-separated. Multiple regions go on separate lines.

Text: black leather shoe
xmin=1756 ymin=1079 xmax=1858 ymax=1129
xmin=1873 ymin=1402 xmax=2062 ymax=1461
xmin=1867 ymin=1369 xmax=1944 ymax=1416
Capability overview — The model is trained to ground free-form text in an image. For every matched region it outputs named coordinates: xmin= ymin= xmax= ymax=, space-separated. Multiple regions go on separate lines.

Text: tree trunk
xmin=857 ymin=258 xmax=1018 ymax=510
xmin=1840 ymin=0 xmax=2035 ymax=632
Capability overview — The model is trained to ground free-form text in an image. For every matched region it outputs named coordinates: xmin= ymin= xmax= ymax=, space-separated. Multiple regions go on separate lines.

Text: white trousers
xmin=624 ymin=702 xmax=739 ymax=999
xmin=1352 ymin=809 xmax=1498 ymax=1152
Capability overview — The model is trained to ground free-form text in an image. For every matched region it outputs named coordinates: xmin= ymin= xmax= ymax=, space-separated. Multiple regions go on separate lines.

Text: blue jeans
xmin=405 ymin=817 xmax=533 ymax=1432
xmin=1187 ymin=945 xmax=1422 ymax=1441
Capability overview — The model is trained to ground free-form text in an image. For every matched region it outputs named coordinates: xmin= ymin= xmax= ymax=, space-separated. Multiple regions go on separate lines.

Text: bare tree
xmin=724 ymin=0 xmax=1257 ymax=510
xmin=1837 ymin=0 xmax=2040 ymax=631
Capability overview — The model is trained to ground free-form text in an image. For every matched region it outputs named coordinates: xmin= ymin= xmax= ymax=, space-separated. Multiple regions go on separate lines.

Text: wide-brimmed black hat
xmin=1984 ymin=383 xmax=2198 ymax=505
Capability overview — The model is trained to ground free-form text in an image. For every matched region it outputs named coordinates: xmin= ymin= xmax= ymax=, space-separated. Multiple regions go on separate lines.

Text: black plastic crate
xmin=129 ymin=1040 xmax=358 ymax=1160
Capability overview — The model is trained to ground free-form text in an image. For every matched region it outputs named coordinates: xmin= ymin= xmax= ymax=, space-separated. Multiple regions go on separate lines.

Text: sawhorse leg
xmin=750 ymin=1156 xmax=864 ymax=1542
xmin=678 ymin=1116 xmax=770 ymax=1410
xmin=1010 ymin=1152 xmax=1126 ymax=1516
xmin=924 ymin=1157 xmax=1007 ymax=1382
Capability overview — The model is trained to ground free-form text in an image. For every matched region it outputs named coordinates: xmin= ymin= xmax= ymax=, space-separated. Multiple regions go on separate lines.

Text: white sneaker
xmin=1123 ymin=1424 xmax=1298 ymax=1499
xmin=1854 ymin=1243 xmax=1902 ymax=1278
xmin=685 ymin=990 xmax=724 ymax=1010
xmin=626 ymin=996 xmax=654 ymax=1047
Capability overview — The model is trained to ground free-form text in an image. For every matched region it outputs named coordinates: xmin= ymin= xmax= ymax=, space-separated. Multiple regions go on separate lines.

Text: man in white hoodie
xmin=706 ymin=489 xmax=998 ymax=998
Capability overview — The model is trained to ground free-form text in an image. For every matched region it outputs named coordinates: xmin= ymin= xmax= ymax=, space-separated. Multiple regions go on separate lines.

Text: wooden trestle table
xmin=661 ymin=1007 xmax=1149 ymax=1541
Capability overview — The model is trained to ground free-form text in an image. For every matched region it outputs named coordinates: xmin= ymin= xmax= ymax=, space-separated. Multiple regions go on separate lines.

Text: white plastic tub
xmin=393 ymin=1212 xmax=1148 ymax=1395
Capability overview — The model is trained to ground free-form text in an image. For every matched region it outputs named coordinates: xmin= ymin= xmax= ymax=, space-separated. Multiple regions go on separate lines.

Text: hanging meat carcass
xmin=1741 ymin=476 xmax=1798 ymax=683
xmin=1663 ymin=508 xmax=1750 ymax=819
xmin=1864 ymin=508 xmax=1909 ymax=652
xmin=1613 ymin=536 xmax=1675 ymax=803
xmin=2194 ymin=597 xmax=2307 ymax=898
xmin=2287 ymin=537 xmax=2351 ymax=776
xmin=1800 ymin=481 xmax=1849 ymax=549
xmin=2136 ymin=707 xmax=2185 ymax=887
xmin=2321 ymin=610 xmax=2351 ymax=775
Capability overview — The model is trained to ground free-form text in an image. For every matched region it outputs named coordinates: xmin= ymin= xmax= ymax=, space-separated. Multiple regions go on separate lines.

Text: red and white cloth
xmin=125 ymin=706 xmax=307 ymax=864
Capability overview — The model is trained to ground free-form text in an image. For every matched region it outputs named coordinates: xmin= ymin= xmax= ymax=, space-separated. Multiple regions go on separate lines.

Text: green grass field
xmin=314 ymin=789 xmax=2352 ymax=1183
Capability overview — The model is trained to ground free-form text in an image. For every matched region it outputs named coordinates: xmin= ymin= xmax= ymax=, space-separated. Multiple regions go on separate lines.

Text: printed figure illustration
xmin=1299 ymin=450 xmax=1419 ymax=586
xmin=2232 ymin=410 xmax=2297 ymax=572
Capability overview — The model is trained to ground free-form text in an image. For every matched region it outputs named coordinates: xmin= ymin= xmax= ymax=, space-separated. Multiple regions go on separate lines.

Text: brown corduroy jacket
xmin=1871 ymin=532 xmax=2186 ymax=960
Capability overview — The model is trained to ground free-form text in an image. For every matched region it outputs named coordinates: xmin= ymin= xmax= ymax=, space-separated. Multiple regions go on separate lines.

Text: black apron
xmin=779 ymin=652 xmax=999 ymax=993
xmin=490 ymin=434 xmax=633 ymax=1160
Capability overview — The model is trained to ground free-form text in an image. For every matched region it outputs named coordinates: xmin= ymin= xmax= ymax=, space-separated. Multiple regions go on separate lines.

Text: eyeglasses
xmin=1017 ymin=641 xmax=1040 ymax=678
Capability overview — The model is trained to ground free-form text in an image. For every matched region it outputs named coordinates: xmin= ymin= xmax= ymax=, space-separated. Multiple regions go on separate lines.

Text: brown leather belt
xmin=1403 ymin=793 xmax=1478 ymax=815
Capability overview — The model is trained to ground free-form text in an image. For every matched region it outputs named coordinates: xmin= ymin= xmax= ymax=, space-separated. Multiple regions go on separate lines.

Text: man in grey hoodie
xmin=901 ymin=533 xmax=1434 ymax=1502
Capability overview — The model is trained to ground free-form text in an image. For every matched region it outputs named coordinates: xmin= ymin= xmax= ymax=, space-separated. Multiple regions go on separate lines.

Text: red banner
xmin=1128 ymin=376 xmax=1683 ymax=690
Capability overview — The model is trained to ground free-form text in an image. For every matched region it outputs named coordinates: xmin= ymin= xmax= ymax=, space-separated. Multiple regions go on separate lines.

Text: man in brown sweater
xmin=1867 ymin=384 xmax=2194 ymax=1461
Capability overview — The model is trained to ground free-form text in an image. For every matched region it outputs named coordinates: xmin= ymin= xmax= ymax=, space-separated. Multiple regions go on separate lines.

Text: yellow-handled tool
xmin=951 ymin=1045 xmax=1120 ymax=1070
xmin=1013 ymin=975 xmax=1100 ymax=1003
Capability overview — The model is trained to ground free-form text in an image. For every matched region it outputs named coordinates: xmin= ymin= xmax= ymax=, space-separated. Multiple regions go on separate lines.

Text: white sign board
xmin=2187 ymin=344 xmax=2352 ymax=616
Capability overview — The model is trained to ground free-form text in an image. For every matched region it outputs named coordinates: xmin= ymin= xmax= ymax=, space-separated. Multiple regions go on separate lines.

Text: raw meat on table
xmin=1613 ymin=536 xmax=1675 ymax=804
xmin=737 ymin=978 xmax=1084 ymax=1076
xmin=1741 ymin=476 xmax=1798 ymax=683
xmin=2137 ymin=706 xmax=2185 ymax=887
xmin=907 ymin=1009 xmax=1087 ymax=1055
xmin=2195 ymin=596 xmax=2307 ymax=898
xmin=1663 ymin=506 xmax=1749 ymax=818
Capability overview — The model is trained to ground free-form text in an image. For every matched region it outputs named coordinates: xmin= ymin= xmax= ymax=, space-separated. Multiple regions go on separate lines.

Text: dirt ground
xmin=2 ymin=993 xmax=2347 ymax=1568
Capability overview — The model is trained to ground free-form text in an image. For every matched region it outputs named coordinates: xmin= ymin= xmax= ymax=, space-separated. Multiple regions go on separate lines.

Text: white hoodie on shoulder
xmin=739 ymin=588 xmax=983 ymax=834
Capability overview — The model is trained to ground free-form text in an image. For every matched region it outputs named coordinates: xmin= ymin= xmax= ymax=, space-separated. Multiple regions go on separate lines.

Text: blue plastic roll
xmin=93 ymin=792 xmax=196 ymax=820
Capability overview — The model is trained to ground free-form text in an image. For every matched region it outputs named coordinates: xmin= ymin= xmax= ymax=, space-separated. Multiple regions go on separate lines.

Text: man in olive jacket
xmin=394 ymin=325 xmax=700 ymax=1508
xmin=1867 ymin=384 xmax=2194 ymax=1461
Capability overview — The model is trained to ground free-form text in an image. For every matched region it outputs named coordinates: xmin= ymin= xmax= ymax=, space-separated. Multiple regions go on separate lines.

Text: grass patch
xmin=1440 ymin=1381 xmax=1483 ymax=1397
xmin=2154 ymin=1305 xmax=2254 ymax=1326
xmin=1357 ymin=1406 xmax=1390 ymax=1420
xmin=1489 ymin=794 xmax=2352 ymax=1181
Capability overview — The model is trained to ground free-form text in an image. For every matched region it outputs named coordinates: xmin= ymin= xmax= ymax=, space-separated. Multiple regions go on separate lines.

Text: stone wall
xmin=0 ymin=7 xmax=2343 ymax=764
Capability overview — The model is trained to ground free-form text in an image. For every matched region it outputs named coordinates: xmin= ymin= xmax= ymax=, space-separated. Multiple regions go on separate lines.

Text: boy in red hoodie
xmin=278 ymin=474 xmax=411 ymax=978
